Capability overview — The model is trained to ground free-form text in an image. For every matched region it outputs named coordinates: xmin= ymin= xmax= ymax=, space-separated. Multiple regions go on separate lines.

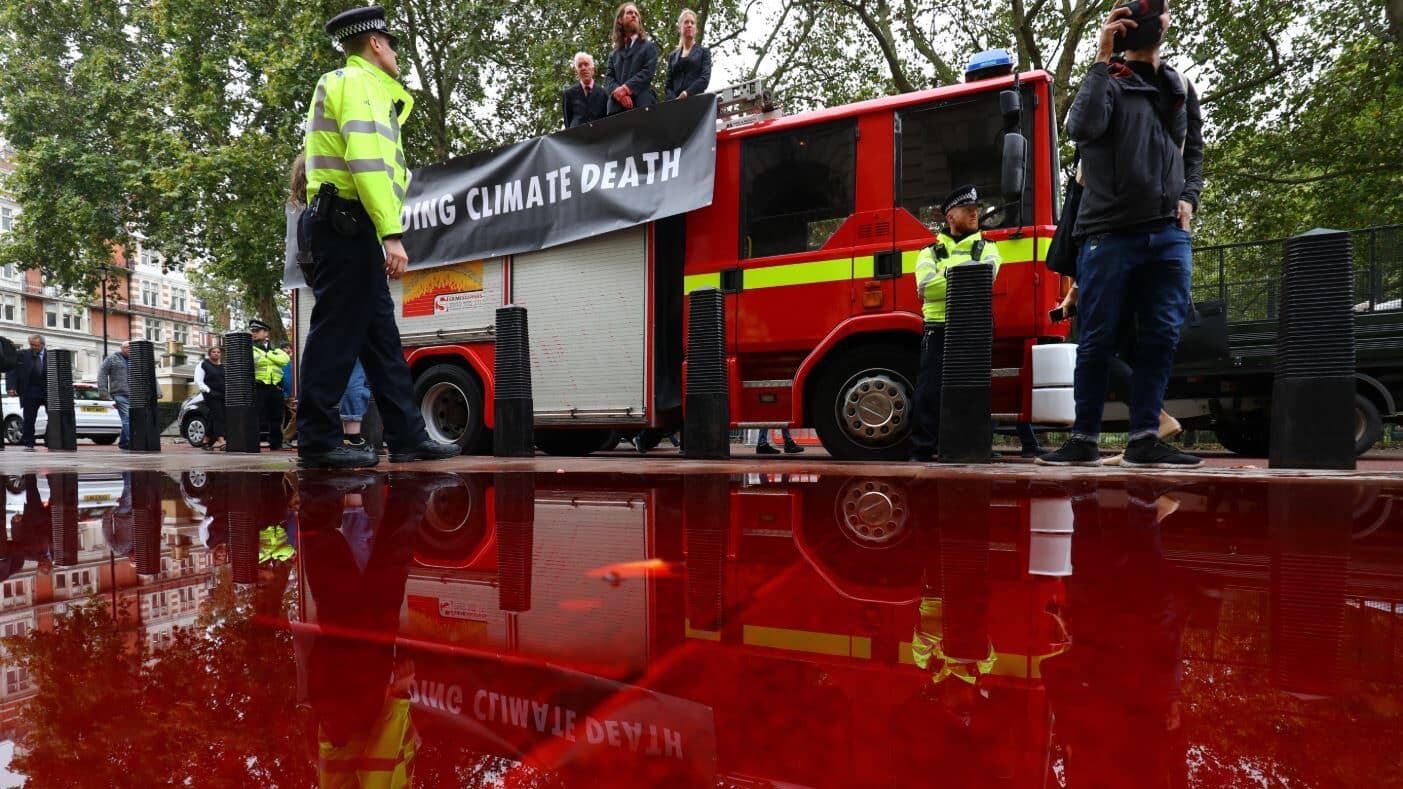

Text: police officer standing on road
xmin=250 ymin=320 xmax=290 ymax=451
xmin=297 ymin=5 xmax=460 ymax=469
xmin=908 ymin=186 xmax=1003 ymax=462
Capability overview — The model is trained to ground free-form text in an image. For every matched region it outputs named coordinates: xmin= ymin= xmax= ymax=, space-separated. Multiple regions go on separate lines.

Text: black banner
xmin=400 ymin=95 xmax=717 ymax=271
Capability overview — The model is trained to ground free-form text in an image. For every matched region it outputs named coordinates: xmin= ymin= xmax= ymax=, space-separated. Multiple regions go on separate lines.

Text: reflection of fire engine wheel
xmin=413 ymin=364 xmax=487 ymax=453
xmin=811 ymin=344 xmax=918 ymax=461
xmin=835 ymin=478 xmax=909 ymax=547
xmin=416 ymin=475 xmax=489 ymax=563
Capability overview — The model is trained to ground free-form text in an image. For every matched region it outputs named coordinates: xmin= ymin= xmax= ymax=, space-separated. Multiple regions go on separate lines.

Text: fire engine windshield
xmin=897 ymin=85 xmax=1038 ymax=230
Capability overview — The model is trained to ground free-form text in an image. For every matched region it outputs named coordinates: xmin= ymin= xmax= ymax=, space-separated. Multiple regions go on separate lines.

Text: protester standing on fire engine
xmin=298 ymin=5 xmax=460 ymax=469
xmin=664 ymin=9 xmax=711 ymax=101
xmin=562 ymin=52 xmax=608 ymax=128
xmin=604 ymin=3 xmax=660 ymax=115
xmin=909 ymin=186 xmax=1003 ymax=462
xmin=1038 ymin=0 xmax=1203 ymax=468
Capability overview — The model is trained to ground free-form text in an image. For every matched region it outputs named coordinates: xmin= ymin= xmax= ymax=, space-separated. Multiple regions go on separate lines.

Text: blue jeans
xmin=1072 ymin=226 xmax=1192 ymax=440
xmin=338 ymin=359 xmax=371 ymax=423
xmin=113 ymin=393 xmax=130 ymax=448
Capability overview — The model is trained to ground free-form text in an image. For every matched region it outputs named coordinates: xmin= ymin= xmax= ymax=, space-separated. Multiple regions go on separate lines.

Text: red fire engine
xmin=291 ymin=54 xmax=1067 ymax=460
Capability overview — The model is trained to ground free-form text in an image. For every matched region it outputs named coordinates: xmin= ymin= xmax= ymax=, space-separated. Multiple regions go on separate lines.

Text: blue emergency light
xmin=965 ymin=48 xmax=1015 ymax=82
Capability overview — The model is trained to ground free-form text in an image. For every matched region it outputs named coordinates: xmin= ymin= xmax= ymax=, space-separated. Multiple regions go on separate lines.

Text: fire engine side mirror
xmin=1001 ymin=132 xmax=1027 ymax=202
xmin=999 ymin=89 xmax=1022 ymax=132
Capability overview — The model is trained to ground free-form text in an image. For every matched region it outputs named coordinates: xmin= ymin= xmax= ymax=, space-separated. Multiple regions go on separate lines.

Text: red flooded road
xmin=0 ymin=470 xmax=1400 ymax=787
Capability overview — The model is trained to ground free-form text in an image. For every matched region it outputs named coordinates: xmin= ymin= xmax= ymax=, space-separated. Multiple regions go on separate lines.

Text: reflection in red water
xmin=0 ymin=471 xmax=1399 ymax=786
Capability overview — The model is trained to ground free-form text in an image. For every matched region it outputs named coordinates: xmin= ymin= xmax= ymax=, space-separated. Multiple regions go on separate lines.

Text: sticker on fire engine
xmin=402 ymin=261 xmax=485 ymax=318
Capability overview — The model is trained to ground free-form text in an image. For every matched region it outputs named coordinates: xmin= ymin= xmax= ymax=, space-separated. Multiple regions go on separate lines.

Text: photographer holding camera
xmin=1038 ymin=0 xmax=1204 ymax=468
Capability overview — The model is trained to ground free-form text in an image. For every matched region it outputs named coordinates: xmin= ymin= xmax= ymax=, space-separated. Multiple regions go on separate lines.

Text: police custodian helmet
xmin=325 ymin=5 xmax=401 ymax=49
xmin=941 ymin=184 xmax=980 ymax=215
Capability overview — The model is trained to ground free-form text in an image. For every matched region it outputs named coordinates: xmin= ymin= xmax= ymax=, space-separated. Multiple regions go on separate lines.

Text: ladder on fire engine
xmin=715 ymin=78 xmax=781 ymax=129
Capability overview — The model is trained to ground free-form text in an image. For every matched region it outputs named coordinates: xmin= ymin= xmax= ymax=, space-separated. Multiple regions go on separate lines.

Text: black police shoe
xmin=1121 ymin=437 xmax=1204 ymax=469
xmin=298 ymin=446 xmax=379 ymax=469
xmin=389 ymin=440 xmax=461 ymax=463
xmin=1034 ymin=438 xmax=1102 ymax=467
xmin=783 ymin=442 xmax=805 ymax=454
xmin=385 ymin=471 xmax=465 ymax=495
xmin=296 ymin=469 xmax=380 ymax=494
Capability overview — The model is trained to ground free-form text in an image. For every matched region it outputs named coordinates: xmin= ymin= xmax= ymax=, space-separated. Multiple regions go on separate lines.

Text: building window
xmin=740 ymin=119 xmax=857 ymax=259
xmin=170 ymin=289 xmax=186 ymax=312
xmin=141 ymin=281 xmax=159 ymax=307
xmin=44 ymin=307 xmax=56 ymax=328
xmin=6 ymin=667 xmax=30 ymax=694
xmin=138 ymin=248 xmax=158 ymax=270
xmin=0 ymin=206 xmax=12 ymax=232
xmin=0 ymin=264 xmax=17 ymax=280
xmin=174 ymin=324 xmax=189 ymax=344
xmin=0 ymin=294 xmax=18 ymax=322
xmin=55 ymin=575 xmax=66 ymax=589
xmin=61 ymin=304 xmax=82 ymax=331
xmin=145 ymin=319 xmax=164 ymax=342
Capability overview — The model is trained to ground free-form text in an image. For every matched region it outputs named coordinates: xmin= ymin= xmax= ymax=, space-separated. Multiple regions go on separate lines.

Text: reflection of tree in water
xmin=1 ymin=568 xmax=314 ymax=788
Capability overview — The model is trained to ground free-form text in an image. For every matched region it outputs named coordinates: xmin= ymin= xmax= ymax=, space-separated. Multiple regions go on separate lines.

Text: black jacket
xmin=561 ymin=81 xmax=608 ymax=128
xmin=7 ymin=349 xmax=48 ymax=401
xmin=664 ymin=45 xmax=711 ymax=101
xmin=603 ymin=37 xmax=660 ymax=115
xmin=1066 ymin=60 xmax=1203 ymax=238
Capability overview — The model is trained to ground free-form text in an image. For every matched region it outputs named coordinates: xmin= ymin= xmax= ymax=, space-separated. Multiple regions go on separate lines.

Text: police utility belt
xmin=299 ymin=182 xmax=372 ymax=287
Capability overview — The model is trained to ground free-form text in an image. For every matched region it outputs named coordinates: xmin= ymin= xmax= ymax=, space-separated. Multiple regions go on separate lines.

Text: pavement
xmin=0 ymin=440 xmax=1400 ymax=484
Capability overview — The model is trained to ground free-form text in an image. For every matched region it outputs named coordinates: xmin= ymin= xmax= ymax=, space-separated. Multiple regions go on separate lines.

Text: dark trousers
xmin=206 ymin=394 xmax=225 ymax=442
xmin=297 ymin=209 xmax=428 ymax=456
xmin=21 ymin=394 xmax=43 ymax=447
xmin=909 ymin=324 xmax=945 ymax=460
xmin=1072 ymin=226 xmax=1193 ymax=439
xmin=257 ymin=383 xmax=284 ymax=450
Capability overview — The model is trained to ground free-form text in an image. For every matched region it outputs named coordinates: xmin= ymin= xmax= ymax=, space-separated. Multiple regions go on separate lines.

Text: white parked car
xmin=2 ymin=383 xmax=123 ymax=445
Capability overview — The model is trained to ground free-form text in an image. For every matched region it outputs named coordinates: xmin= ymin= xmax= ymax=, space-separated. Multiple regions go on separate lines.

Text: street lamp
xmin=98 ymin=262 xmax=112 ymax=359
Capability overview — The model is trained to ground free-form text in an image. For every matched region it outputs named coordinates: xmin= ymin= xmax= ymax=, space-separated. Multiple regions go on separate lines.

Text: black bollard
xmin=44 ymin=350 xmax=76 ymax=451
xmin=132 ymin=471 xmax=163 ymax=575
xmin=938 ymin=263 xmax=995 ymax=463
xmin=683 ymin=288 xmax=729 ymax=460
xmin=493 ymin=305 xmax=534 ymax=457
xmin=935 ymin=479 xmax=992 ymax=661
xmin=224 ymin=332 xmax=260 ymax=453
xmin=127 ymin=340 xmax=161 ymax=452
xmin=48 ymin=472 xmax=78 ymax=566
xmin=494 ymin=473 xmax=536 ymax=614
xmin=683 ymin=475 xmax=729 ymax=632
xmin=1268 ymin=484 xmax=1352 ymax=697
xmin=1270 ymin=229 xmax=1356 ymax=469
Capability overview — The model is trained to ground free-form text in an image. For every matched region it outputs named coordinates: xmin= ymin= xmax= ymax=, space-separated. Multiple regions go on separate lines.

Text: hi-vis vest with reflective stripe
xmin=913 ymin=231 xmax=1003 ymax=323
xmin=253 ymin=343 xmax=290 ymax=386
xmin=304 ymin=55 xmax=414 ymax=241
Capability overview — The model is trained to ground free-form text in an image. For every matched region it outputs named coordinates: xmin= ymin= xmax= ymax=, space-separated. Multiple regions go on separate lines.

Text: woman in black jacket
xmin=664 ymin=9 xmax=711 ymax=101
xmin=195 ymin=346 xmax=226 ymax=450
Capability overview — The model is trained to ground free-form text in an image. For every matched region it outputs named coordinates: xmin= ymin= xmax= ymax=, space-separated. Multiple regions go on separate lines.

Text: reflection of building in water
xmin=0 ymin=473 xmax=221 ymax=739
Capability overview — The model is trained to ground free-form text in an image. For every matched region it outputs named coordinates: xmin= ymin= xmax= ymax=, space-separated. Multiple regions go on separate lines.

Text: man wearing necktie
xmin=6 ymin=335 xmax=49 ymax=449
xmin=603 ymin=3 xmax=660 ymax=115
xmin=562 ymin=51 xmax=608 ymax=128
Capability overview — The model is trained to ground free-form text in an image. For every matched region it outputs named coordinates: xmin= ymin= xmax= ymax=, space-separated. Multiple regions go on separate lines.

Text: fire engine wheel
xmin=414 ymin=364 xmax=487 ymax=454
xmin=812 ymin=346 xmax=918 ymax=461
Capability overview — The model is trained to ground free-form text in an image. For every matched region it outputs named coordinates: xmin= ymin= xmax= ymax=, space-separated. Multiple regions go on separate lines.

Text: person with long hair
xmin=194 ymin=345 xmax=226 ymax=450
xmin=664 ymin=9 xmax=711 ymax=101
xmin=603 ymin=3 xmax=660 ymax=115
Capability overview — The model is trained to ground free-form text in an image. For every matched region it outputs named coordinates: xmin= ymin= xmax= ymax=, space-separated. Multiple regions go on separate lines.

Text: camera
xmin=1112 ymin=0 xmax=1166 ymax=52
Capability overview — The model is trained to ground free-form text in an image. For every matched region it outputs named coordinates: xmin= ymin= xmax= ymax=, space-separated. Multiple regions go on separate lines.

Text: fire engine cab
xmin=292 ymin=52 xmax=1068 ymax=460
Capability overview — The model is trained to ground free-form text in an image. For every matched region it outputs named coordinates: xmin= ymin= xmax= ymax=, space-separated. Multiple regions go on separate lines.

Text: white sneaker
xmin=1102 ymin=453 xmax=1124 ymax=466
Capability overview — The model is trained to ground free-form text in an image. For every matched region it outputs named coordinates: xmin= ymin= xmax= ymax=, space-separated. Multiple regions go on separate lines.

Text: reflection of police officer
xmin=298 ymin=471 xmax=449 ymax=785
xmin=909 ymin=186 xmax=1003 ymax=462
xmin=297 ymin=5 xmax=458 ymax=470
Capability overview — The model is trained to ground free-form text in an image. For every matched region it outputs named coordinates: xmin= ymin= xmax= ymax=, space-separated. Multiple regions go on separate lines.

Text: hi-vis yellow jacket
xmin=304 ymin=54 xmax=414 ymax=241
xmin=913 ymin=231 xmax=1003 ymax=323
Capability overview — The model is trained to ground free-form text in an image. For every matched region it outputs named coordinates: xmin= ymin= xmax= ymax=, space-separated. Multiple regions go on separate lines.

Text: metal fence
xmin=1192 ymin=224 xmax=1403 ymax=323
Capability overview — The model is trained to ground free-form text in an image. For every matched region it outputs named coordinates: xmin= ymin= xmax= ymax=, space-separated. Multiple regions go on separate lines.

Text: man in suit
xmin=6 ymin=335 xmax=48 ymax=449
xmin=603 ymin=3 xmax=660 ymax=116
xmin=562 ymin=51 xmax=608 ymax=128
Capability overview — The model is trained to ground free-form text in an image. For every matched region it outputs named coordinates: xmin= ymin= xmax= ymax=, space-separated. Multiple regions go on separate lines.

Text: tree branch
xmin=825 ymin=0 xmax=917 ymax=93
xmin=1200 ymin=32 xmax=1285 ymax=107
xmin=1214 ymin=163 xmax=1403 ymax=185
xmin=899 ymin=0 xmax=958 ymax=85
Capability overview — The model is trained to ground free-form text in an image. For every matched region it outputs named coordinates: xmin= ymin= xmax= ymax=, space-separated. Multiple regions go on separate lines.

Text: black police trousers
xmin=908 ymin=323 xmax=945 ymax=461
xmin=297 ymin=207 xmax=428 ymax=456
xmin=256 ymin=382 xmax=284 ymax=449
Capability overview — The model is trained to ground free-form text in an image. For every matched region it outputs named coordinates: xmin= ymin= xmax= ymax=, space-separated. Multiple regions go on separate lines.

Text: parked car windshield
xmin=74 ymin=387 xmax=106 ymax=402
